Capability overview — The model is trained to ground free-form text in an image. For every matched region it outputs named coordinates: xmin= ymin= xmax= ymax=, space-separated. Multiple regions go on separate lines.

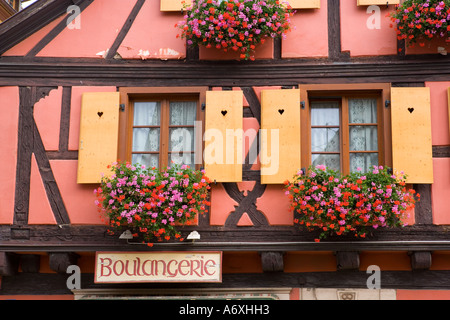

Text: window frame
xmin=119 ymin=87 xmax=208 ymax=170
xmin=300 ymin=83 xmax=391 ymax=175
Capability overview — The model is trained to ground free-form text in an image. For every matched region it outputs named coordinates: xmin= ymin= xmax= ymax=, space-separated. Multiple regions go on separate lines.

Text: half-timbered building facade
xmin=0 ymin=0 xmax=450 ymax=300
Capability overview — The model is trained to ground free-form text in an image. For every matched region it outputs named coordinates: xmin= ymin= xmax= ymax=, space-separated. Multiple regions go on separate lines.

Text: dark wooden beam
xmin=1 ymin=56 xmax=449 ymax=87
xmin=260 ymin=252 xmax=284 ymax=273
xmin=413 ymin=184 xmax=433 ymax=225
xmin=0 ymin=252 xmax=19 ymax=276
xmin=13 ymin=87 xmax=35 ymax=226
xmin=327 ymin=0 xmax=350 ymax=61
xmin=20 ymin=254 xmax=41 ymax=273
xmin=58 ymin=86 xmax=72 ymax=152
xmin=433 ymin=146 xmax=450 ymax=158
xmin=25 ymin=0 xmax=94 ymax=57
xmin=34 ymin=118 xmax=71 ymax=225
xmin=0 ymin=0 xmax=77 ymax=54
xmin=409 ymin=251 xmax=432 ymax=270
xmin=2 ymin=225 xmax=450 ymax=253
xmin=49 ymin=252 xmax=79 ymax=274
xmin=14 ymin=86 xmax=70 ymax=226
xmin=3 ymin=271 xmax=450 ymax=295
xmin=222 ymin=182 xmax=268 ymax=227
xmin=105 ymin=0 xmax=145 ymax=60
xmin=336 ymin=251 xmax=360 ymax=271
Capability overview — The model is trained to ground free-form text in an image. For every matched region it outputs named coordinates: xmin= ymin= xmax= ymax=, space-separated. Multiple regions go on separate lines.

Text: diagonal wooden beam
xmin=25 ymin=0 xmax=94 ymax=57
xmin=105 ymin=0 xmax=146 ymax=60
xmin=14 ymin=86 xmax=71 ymax=227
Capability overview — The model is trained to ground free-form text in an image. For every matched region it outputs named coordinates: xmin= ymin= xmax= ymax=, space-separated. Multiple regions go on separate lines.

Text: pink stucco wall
xmin=34 ymin=87 xmax=62 ymax=151
xmin=2 ymin=15 xmax=65 ymax=56
xmin=426 ymin=81 xmax=450 ymax=146
xmin=2 ymin=0 xmax=448 ymax=60
xmin=0 ymin=87 xmax=19 ymax=224
xmin=118 ymin=0 xmax=186 ymax=60
xmin=51 ymin=160 xmax=104 ymax=225
xmin=432 ymin=158 xmax=450 ymax=225
xmin=28 ymin=154 xmax=56 ymax=225
xmin=282 ymin=0 xmax=328 ymax=58
xmin=341 ymin=1 xmax=397 ymax=57
xmin=38 ymin=0 xmax=136 ymax=58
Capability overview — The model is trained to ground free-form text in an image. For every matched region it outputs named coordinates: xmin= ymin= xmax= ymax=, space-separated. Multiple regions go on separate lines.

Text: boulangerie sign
xmin=95 ymin=252 xmax=222 ymax=283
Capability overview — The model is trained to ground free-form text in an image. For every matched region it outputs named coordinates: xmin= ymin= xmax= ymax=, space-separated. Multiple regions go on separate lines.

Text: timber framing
xmin=0 ymin=2 xmax=449 ymax=295
xmin=0 ymin=56 xmax=450 ymax=87
xmin=2 ymin=224 xmax=450 ymax=252
xmin=2 ymin=82 xmax=449 ymax=253
xmin=2 ymin=271 xmax=450 ymax=294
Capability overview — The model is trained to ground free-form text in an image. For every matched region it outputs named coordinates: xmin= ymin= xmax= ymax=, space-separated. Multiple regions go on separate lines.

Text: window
xmin=119 ymin=87 xmax=207 ymax=171
xmin=129 ymin=96 xmax=198 ymax=169
xmin=300 ymin=84 xmax=390 ymax=177
xmin=310 ymin=94 xmax=382 ymax=175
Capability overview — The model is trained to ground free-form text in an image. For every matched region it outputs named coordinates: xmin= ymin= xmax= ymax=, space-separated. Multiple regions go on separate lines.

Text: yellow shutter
xmin=161 ymin=0 xmax=191 ymax=11
xmin=391 ymin=87 xmax=433 ymax=184
xmin=77 ymin=92 xmax=120 ymax=184
xmin=204 ymin=90 xmax=243 ymax=183
xmin=287 ymin=0 xmax=320 ymax=9
xmin=357 ymin=0 xmax=399 ymax=5
xmin=261 ymin=89 xmax=301 ymax=184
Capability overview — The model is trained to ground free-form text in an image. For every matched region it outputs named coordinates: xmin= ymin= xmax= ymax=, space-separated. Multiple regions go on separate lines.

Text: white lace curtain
xmin=348 ymin=98 xmax=378 ymax=173
xmin=311 ymin=98 xmax=379 ymax=173
xmin=132 ymin=101 xmax=196 ymax=168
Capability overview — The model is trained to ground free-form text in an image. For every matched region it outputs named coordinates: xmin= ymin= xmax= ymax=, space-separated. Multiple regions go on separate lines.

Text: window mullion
xmin=341 ymin=96 xmax=350 ymax=176
xmin=160 ymin=99 xmax=170 ymax=168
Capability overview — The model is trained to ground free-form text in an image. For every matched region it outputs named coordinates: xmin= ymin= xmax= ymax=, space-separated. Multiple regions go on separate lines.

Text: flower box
xmin=285 ymin=165 xmax=420 ymax=241
xmin=390 ymin=0 xmax=450 ymax=48
xmin=95 ymin=162 xmax=211 ymax=245
xmin=176 ymin=0 xmax=294 ymax=60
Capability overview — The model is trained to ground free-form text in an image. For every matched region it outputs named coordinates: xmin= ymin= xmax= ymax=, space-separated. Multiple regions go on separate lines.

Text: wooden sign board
xmin=95 ymin=252 xmax=222 ymax=283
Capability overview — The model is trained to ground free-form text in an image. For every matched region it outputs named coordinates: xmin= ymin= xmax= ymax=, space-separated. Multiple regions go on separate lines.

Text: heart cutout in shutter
xmin=408 ymin=108 xmax=414 ymax=114
xmin=278 ymin=109 xmax=285 ymax=115
xmin=97 ymin=112 xmax=104 ymax=118
xmin=221 ymin=110 xmax=228 ymax=116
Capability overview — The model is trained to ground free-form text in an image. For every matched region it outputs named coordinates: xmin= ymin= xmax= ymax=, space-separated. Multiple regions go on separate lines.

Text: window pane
xmin=310 ymin=102 xmax=340 ymax=126
xmin=169 ymin=153 xmax=195 ymax=168
xmin=132 ymin=154 xmax=159 ymax=169
xmin=349 ymin=126 xmax=378 ymax=151
xmin=349 ymin=98 xmax=377 ymax=124
xmin=311 ymin=128 xmax=340 ymax=152
xmin=350 ymin=153 xmax=378 ymax=173
xmin=134 ymin=102 xmax=161 ymax=126
xmin=169 ymin=128 xmax=195 ymax=152
xmin=132 ymin=128 xmax=160 ymax=152
xmin=312 ymin=154 xmax=340 ymax=172
xmin=170 ymin=101 xmax=197 ymax=125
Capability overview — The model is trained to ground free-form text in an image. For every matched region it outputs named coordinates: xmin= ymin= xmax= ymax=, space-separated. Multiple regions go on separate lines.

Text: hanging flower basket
xmin=176 ymin=0 xmax=294 ymax=60
xmin=95 ymin=162 xmax=211 ymax=246
xmin=285 ymin=165 xmax=420 ymax=242
xmin=389 ymin=0 xmax=450 ymax=47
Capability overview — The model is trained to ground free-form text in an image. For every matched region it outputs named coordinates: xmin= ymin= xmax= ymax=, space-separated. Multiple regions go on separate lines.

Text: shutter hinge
xmin=385 ymin=100 xmax=391 ymax=108
xmin=300 ymin=101 xmax=305 ymax=109
xmin=120 ymin=104 xmax=125 ymax=112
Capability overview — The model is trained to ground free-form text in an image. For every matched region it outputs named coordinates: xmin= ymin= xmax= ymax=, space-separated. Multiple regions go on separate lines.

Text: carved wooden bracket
xmin=260 ymin=251 xmax=284 ymax=273
xmin=409 ymin=251 xmax=432 ymax=270
xmin=0 ymin=252 xmax=19 ymax=276
xmin=336 ymin=251 xmax=360 ymax=271
xmin=20 ymin=254 xmax=41 ymax=273
xmin=49 ymin=252 xmax=80 ymax=274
